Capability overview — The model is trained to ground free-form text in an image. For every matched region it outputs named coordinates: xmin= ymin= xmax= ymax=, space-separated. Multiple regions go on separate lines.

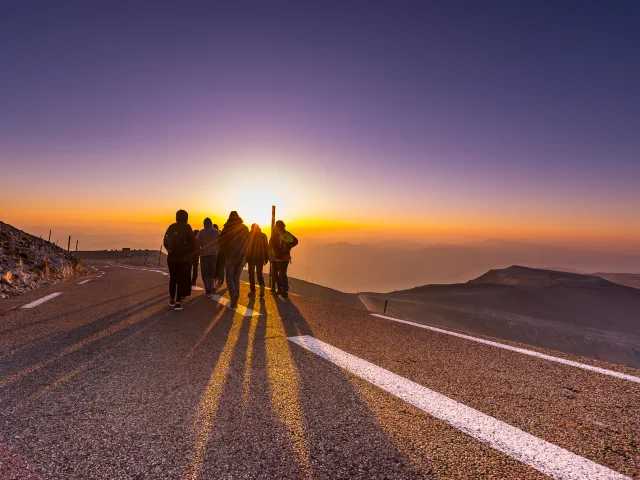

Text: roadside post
xmin=158 ymin=245 xmax=163 ymax=268
xmin=48 ymin=230 xmax=51 ymax=242
xmin=67 ymin=235 xmax=71 ymax=252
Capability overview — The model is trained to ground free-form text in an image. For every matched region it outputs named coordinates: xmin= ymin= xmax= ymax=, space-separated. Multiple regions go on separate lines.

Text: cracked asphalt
xmin=0 ymin=263 xmax=638 ymax=479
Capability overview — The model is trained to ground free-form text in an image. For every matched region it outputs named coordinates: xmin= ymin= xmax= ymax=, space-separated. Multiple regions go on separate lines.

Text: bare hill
xmin=0 ymin=221 xmax=85 ymax=298
xmin=362 ymin=266 xmax=640 ymax=367
xmin=594 ymin=272 xmax=640 ymax=290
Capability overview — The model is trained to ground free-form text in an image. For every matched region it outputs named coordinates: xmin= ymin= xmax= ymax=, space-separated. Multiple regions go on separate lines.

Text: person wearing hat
xmin=218 ymin=211 xmax=249 ymax=308
xmin=269 ymin=220 xmax=298 ymax=298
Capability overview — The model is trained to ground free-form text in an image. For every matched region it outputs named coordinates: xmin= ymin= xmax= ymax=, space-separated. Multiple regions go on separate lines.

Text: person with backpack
xmin=247 ymin=223 xmax=269 ymax=298
xmin=191 ymin=229 xmax=200 ymax=287
xmin=163 ymin=209 xmax=195 ymax=310
xmin=218 ymin=211 xmax=249 ymax=308
xmin=269 ymin=220 xmax=298 ymax=298
xmin=196 ymin=219 xmax=220 ymax=297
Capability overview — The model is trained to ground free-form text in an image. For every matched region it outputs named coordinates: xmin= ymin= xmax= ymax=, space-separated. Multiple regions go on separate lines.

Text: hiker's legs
xmin=225 ymin=259 xmax=238 ymax=297
xmin=233 ymin=258 xmax=245 ymax=297
xmin=256 ymin=262 xmax=265 ymax=287
xmin=215 ymin=254 xmax=226 ymax=285
xmin=200 ymin=254 xmax=216 ymax=294
xmin=248 ymin=262 xmax=256 ymax=291
xmin=192 ymin=259 xmax=199 ymax=285
xmin=168 ymin=262 xmax=178 ymax=300
xmin=276 ymin=261 xmax=289 ymax=292
xmin=173 ymin=262 xmax=190 ymax=302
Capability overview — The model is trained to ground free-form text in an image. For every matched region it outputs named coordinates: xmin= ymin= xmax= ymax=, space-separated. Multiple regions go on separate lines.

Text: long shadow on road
xmin=270 ymin=295 xmax=422 ymax=479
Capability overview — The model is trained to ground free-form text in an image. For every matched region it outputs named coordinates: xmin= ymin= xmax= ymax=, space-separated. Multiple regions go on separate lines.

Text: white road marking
xmin=77 ymin=279 xmax=92 ymax=285
xmin=21 ymin=292 xmax=63 ymax=309
xmin=288 ymin=335 xmax=631 ymax=480
xmin=211 ymin=295 xmax=259 ymax=317
xmin=371 ymin=314 xmax=640 ymax=384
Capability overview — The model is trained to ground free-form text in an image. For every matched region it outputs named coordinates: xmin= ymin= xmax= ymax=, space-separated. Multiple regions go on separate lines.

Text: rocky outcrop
xmin=0 ymin=222 xmax=85 ymax=298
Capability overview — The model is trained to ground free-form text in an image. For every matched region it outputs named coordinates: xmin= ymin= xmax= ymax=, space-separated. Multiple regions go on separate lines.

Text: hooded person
xmin=196 ymin=218 xmax=220 ymax=296
xmin=218 ymin=211 xmax=249 ymax=308
xmin=269 ymin=220 xmax=298 ymax=298
xmin=246 ymin=223 xmax=269 ymax=298
xmin=163 ymin=209 xmax=195 ymax=310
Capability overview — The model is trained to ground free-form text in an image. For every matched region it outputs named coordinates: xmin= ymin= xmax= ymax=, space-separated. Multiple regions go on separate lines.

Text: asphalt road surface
xmin=1 ymin=262 xmax=639 ymax=479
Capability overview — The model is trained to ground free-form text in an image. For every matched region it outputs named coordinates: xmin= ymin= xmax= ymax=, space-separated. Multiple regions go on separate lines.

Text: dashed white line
xmin=288 ymin=335 xmax=631 ymax=480
xmin=210 ymin=295 xmax=259 ymax=317
xmin=77 ymin=279 xmax=92 ymax=285
xmin=371 ymin=313 xmax=640 ymax=384
xmin=21 ymin=292 xmax=63 ymax=309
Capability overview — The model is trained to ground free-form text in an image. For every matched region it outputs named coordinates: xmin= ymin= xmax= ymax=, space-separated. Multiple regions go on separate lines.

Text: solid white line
xmin=21 ymin=292 xmax=63 ymax=309
xmin=77 ymin=279 xmax=92 ymax=285
xmin=288 ymin=335 xmax=630 ymax=480
xmin=371 ymin=314 xmax=640 ymax=384
xmin=211 ymin=295 xmax=259 ymax=317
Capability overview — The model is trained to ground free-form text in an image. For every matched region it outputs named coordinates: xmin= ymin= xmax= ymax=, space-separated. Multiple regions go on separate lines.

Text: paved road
xmin=0 ymin=263 xmax=639 ymax=479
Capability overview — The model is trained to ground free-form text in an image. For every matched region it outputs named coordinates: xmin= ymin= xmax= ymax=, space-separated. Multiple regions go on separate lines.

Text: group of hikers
xmin=163 ymin=210 xmax=298 ymax=311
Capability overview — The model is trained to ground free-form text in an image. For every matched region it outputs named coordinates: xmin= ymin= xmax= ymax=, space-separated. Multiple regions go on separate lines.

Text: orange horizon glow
xmin=2 ymin=206 xmax=639 ymax=254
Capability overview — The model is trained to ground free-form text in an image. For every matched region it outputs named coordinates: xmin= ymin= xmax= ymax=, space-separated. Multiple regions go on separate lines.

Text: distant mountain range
xmin=288 ymin=239 xmax=640 ymax=292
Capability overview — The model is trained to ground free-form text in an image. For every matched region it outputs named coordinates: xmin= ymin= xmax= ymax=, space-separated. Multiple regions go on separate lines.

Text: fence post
xmin=75 ymin=240 xmax=78 ymax=254
xmin=383 ymin=299 xmax=388 ymax=314
xmin=158 ymin=245 xmax=163 ymax=268
xmin=67 ymin=235 xmax=71 ymax=252
xmin=48 ymin=230 xmax=51 ymax=242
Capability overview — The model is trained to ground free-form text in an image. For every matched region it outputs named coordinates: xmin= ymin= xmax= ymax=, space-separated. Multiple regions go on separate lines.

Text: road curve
xmin=0 ymin=262 xmax=638 ymax=479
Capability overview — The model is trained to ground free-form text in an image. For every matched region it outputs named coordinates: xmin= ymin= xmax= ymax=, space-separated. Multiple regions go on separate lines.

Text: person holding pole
xmin=269 ymin=220 xmax=298 ymax=298
xmin=163 ymin=209 xmax=195 ymax=310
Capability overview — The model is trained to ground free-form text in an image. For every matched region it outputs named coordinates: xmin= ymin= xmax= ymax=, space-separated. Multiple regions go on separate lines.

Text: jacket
xmin=247 ymin=230 xmax=269 ymax=264
xmin=163 ymin=222 xmax=195 ymax=264
xmin=196 ymin=227 xmax=220 ymax=257
xmin=218 ymin=218 xmax=249 ymax=263
xmin=269 ymin=228 xmax=298 ymax=262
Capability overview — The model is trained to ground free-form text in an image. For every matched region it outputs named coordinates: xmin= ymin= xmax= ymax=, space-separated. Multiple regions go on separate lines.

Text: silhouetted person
xmin=163 ymin=209 xmax=195 ymax=310
xmin=196 ymin=218 xmax=220 ymax=297
xmin=213 ymin=223 xmax=225 ymax=288
xmin=247 ymin=223 xmax=269 ymax=298
xmin=218 ymin=211 xmax=249 ymax=308
xmin=191 ymin=229 xmax=200 ymax=286
xmin=269 ymin=220 xmax=298 ymax=298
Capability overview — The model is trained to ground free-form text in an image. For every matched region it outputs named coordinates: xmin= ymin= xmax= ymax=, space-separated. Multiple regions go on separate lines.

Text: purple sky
xmin=1 ymin=1 xmax=639 ymax=251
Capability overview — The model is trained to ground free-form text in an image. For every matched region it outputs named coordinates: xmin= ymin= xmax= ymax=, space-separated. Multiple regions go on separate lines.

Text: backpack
xmin=280 ymin=231 xmax=298 ymax=255
xmin=167 ymin=229 xmax=189 ymax=257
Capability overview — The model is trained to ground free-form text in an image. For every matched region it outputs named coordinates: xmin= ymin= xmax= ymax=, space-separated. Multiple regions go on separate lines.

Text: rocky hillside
xmin=0 ymin=221 xmax=85 ymax=298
